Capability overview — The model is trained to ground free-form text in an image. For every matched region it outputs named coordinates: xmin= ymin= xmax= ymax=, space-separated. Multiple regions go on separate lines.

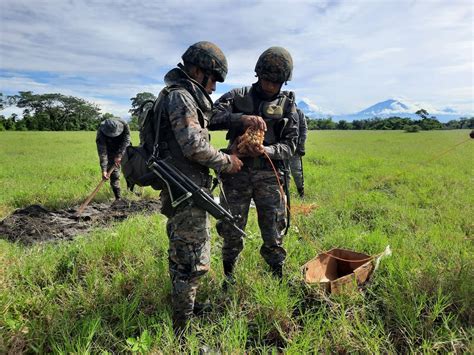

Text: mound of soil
xmin=0 ymin=199 xmax=161 ymax=245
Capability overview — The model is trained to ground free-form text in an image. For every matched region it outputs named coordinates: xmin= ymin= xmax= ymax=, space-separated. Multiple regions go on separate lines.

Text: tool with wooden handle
xmin=76 ymin=165 xmax=116 ymax=216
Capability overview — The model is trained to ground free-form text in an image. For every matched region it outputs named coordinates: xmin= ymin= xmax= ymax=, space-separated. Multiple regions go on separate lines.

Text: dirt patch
xmin=0 ymin=199 xmax=161 ymax=245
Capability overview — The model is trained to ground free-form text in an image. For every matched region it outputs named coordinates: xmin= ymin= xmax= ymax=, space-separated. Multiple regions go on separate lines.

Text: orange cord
xmin=261 ymin=151 xmax=375 ymax=263
xmin=257 ymin=134 xmax=471 ymax=263
xmin=262 ymin=150 xmax=289 ymax=215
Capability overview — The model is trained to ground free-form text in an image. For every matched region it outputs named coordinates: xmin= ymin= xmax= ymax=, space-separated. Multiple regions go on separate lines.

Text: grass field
xmin=1 ymin=130 xmax=473 ymax=353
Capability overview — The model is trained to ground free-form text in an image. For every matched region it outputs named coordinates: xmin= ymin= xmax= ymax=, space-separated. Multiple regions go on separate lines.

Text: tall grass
xmin=1 ymin=130 xmax=473 ymax=352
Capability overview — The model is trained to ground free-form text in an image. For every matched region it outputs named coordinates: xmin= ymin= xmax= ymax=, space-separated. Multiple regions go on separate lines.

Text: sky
xmin=1 ymin=0 xmax=473 ymax=118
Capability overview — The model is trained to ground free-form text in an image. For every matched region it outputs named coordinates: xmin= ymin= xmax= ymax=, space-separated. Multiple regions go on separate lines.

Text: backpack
xmin=121 ymin=88 xmax=176 ymax=191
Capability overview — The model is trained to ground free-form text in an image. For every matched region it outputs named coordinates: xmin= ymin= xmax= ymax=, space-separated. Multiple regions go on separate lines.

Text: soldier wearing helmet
xmin=96 ymin=118 xmax=131 ymax=200
xmin=156 ymin=41 xmax=242 ymax=334
xmin=210 ymin=46 xmax=298 ymax=283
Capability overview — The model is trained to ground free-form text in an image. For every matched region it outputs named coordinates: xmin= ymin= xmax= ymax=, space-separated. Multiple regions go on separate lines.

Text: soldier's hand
xmin=102 ymin=171 xmax=109 ymax=180
xmin=224 ymin=155 xmax=243 ymax=174
xmin=114 ymin=155 xmax=122 ymax=166
xmin=241 ymin=115 xmax=267 ymax=132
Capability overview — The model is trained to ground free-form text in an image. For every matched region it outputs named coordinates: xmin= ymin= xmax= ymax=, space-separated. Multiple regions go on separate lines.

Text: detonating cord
xmin=419 ymin=136 xmax=471 ymax=165
xmin=262 ymin=151 xmax=287 ymax=210
xmin=262 ymin=132 xmax=473 ymax=263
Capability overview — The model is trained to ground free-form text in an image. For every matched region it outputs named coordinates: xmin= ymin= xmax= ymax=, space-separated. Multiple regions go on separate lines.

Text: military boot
xmin=112 ymin=187 xmax=121 ymax=200
xmin=297 ymin=187 xmax=305 ymax=199
xmin=193 ymin=300 xmax=212 ymax=316
xmin=271 ymin=264 xmax=283 ymax=280
xmin=222 ymin=260 xmax=236 ymax=292
xmin=172 ymin=315 xmax=189 ymax=337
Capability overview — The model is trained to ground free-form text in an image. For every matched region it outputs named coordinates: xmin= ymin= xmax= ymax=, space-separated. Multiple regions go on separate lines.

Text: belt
xmin=242 ymin=156 xmax=282 ymax=170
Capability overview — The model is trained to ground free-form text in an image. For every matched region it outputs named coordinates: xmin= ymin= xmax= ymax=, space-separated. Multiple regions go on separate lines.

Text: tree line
xmin=0 ymin=91 xmax=106 ymax=131
xmin=307 ymin=115 xmax=474 ymax=131
xmin=1 ymin=91 xmax=472 ymax=132
xmin=0 ymin=91 xmax=155 ymax=131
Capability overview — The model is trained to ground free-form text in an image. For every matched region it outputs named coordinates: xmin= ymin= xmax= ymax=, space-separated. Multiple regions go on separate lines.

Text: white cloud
xmin=0 ymin=0 xmax=472 ymax=116
xmin=355 ymin=48 xmax=405 ymax=63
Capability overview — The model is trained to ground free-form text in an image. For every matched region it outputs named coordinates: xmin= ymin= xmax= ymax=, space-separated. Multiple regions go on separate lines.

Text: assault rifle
xmin=146 ymin=157 xmax=246 ymax=237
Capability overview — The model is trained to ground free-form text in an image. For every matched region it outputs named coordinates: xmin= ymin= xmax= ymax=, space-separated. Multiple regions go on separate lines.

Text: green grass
xmin=1 ymin=130 xmax=473 ymax=353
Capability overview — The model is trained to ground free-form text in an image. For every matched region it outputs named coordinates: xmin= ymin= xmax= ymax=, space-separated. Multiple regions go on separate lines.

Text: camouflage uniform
xmin=96 ymin=120 xmax=130 ymax=199
xmin=210 ymin=84 xmax=298 ymax=276
xmin=288 ymin=108 xmax=308 ymax=196
xmin=157 ymin=51 xmax=232 ymax=330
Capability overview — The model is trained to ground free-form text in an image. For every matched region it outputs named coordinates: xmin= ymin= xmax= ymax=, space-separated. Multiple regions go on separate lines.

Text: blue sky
xmin=1 ymin=0 xmax=473 ymax=118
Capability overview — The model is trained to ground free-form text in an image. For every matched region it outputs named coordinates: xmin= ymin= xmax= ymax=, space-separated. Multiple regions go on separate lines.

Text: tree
xmin=15 ymin=119 xmax=27 ymax=131
xmin=405 ymin=124 xmax=420 ymax=133
xmin=129 ymin=92 xmax=156 ymax=117
xmin=10 ymin=91 xmax=102 ymax=131
xmin=352 ymin=119 xmax=368 ymax=130
xmin=101 ymin=112 xmax=116 ymax=121
xmin=336 ymin=120 xmax=352 ymax=130
xmin=417 ymin=117 xmax=442 ymax=130
xmin=313 ymin=117 xmax=336 ymax=130
xmin=128 ymin=115 xmax=139 ymax=131
xmin=415 ymin=109 xmax=429 ymax=120
xmin=1 ymin=114 xmax=17 ymax=130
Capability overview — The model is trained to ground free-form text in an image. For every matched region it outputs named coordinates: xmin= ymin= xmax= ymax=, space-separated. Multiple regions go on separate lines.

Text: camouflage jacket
xmin=158 ymin=66 xmax=232 ymax=181
xmin=96 ymin=120 xmax=130 ymax=171
xmin=210 ymin=83 xmax=298 ymax=163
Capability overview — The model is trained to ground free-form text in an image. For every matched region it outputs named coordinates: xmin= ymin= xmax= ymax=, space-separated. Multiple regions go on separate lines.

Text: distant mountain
xmin=296 ymin=99 xmax=333 ymax=118
xmin=297 ymin=97 xmax=471 ymax=122
xmin=357 ymin=99 xmax=410 ymax=116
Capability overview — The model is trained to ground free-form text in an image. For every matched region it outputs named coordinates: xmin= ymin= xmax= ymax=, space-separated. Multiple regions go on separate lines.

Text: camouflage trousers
xmin=216 ymin=169 xmax=287 ymax=270
xmin=160 ymin=189 xmax=211 ymax=327
xmin=106 ymin=158 xmax=121 ymax=198
xmin=288 ymin=155 xmax=304 ymax=192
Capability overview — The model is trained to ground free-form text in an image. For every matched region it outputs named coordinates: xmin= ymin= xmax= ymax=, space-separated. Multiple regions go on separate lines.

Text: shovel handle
xmin=76 ymin=165 xmax=116 ymax=216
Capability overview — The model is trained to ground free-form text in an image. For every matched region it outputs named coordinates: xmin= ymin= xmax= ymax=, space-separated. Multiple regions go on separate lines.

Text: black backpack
xmin=121 ymin=87 xmax=177 ymax=191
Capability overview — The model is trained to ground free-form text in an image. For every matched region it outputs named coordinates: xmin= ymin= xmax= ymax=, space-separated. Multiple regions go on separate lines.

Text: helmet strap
xmin=200 ymin=69 xmax=214 ymax=88
xmin=201 ymin=74 xmax=209 ymax=88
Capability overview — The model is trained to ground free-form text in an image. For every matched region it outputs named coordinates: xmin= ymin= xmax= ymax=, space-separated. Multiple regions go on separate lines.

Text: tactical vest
xmin=158 ymin=86 xmax=213 ymax=184
xmin=229 ymin=87 xmax=295 ymax=169
xmin=230 ymin=87 xmax=295 ymax=145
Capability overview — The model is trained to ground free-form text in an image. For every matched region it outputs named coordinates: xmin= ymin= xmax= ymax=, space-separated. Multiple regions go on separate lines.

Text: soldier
xmin=96 ymin=118 xmax=131 ymax=200
xmin=156 ymin=41 xmax=242 ymax=333
xmin=288 ymin=108 xmax=308 ymax=198
xmin=210 ymin=46 xmax=298 ymax=281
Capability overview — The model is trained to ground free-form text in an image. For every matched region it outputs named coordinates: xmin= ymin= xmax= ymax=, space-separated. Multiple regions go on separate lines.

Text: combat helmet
xmin=255 ymin=46 xmax=293 ymax=83
xmin=182 ymin=41 xmax=228 ymax=82
xmin=100 ymin=119 xmax=124 ymax=138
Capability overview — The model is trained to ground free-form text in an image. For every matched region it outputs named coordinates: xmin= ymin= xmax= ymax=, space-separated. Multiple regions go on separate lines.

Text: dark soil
xmin=0 ymin=199 xmax=161 ymax=245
